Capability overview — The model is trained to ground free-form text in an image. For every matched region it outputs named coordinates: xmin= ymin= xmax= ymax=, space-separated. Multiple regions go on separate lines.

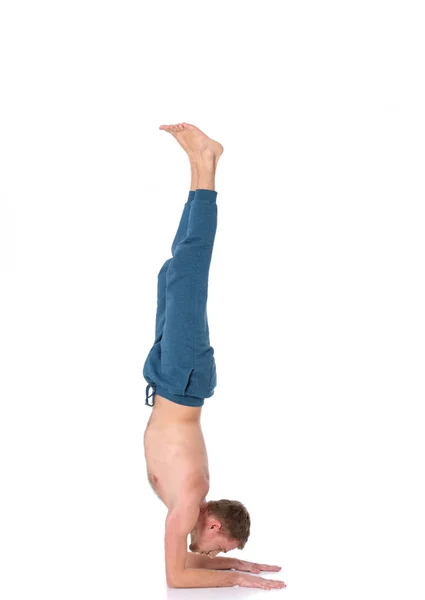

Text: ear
xmin=207 ymin=517 xmax=222 ymax=531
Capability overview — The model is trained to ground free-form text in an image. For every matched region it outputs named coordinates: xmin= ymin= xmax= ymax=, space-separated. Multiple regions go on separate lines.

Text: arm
xmin=164 ymin=502 xmax=240 ymax=589
xmin=165 ymin=500 xmax=285 ymax=589
xmin=185 ymin=552 xmax=239 ymax=570
xmin=185 ymin=552 xmax=282 ymax=573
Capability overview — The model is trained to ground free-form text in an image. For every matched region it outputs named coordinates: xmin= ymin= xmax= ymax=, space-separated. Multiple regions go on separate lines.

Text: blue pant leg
xmin=143 ymin=191 xmax=194 ymax=399
xmin=157 ymin=189 xmax=218 ymax=406
xmin=171 ymin=190 xmax=195 ymax=255
xmin=153 ymin=191 xmax=195 ymax=342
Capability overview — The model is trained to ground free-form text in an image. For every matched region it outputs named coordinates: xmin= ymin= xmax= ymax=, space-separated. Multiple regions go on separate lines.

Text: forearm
xmin=168 ymin=568 xmax=240 ymax=589
xmin=185 ymin=552 xmax=239 ymax=570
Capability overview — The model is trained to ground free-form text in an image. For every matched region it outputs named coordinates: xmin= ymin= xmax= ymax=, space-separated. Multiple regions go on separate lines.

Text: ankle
xmin=189 ymin=149 xmax=216 ymax=169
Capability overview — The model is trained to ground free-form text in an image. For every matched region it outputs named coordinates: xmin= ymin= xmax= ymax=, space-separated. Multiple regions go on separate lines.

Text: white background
xmin=1 ymin=1 xmax=424 ymax=598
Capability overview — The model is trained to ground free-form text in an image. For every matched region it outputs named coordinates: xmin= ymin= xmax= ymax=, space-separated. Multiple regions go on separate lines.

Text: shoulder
xmin=166 ymin=500 xmax=199 ymax=535
xmin=167 ymin=480 xmax=208 ymax=531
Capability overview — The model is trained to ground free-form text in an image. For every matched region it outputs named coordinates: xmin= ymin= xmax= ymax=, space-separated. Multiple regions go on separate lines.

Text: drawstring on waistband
xmin=145 ymin=382 xmax=156 ymax=406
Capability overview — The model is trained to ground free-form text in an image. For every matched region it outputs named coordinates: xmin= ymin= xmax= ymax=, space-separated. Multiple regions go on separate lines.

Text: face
xmin=189 ymin=524 xmax=239 ymax=558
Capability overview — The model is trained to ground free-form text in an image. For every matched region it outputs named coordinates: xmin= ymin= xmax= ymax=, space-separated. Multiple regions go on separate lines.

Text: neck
xmin=199 ymin=500 xmax=209 ymax=515
xmin=190 ymin=501 xmax=209 ymax=538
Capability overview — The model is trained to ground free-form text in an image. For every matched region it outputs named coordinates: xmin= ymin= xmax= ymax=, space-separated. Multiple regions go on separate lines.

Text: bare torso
xmin=143 ymin=395 xmax=210 ymax=509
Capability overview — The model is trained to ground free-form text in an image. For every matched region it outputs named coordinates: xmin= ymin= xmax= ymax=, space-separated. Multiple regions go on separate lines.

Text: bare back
xmin=143 ymin=395 xmax=210 ymax=510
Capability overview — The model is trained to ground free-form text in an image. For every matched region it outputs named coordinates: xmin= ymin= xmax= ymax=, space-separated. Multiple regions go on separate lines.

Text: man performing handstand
xmin=142 ymin=123 xmax=286 ymax=590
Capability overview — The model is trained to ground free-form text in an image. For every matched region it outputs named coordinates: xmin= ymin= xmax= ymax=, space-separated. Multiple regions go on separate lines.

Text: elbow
xmin=166 ymin=577 xmax=183 ymax=589
xmin=166 ymin=572 xmax=182 ymax=589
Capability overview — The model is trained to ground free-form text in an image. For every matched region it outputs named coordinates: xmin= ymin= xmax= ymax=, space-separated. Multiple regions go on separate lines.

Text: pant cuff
xmin=194 ymin=189 xmax=217 ymax=203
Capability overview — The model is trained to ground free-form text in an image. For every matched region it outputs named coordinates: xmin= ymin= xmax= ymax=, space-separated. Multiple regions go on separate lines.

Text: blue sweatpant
xmin=143 ymin=188 xmax=218 ymax=407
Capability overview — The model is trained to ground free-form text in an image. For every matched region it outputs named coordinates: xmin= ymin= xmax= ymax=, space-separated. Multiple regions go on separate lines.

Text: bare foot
xmin=159 ymin=122 xmax=224 ymax=165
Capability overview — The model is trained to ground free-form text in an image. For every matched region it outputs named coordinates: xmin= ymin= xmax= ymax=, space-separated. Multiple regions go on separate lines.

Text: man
xmin=142 ymin=123 xmax=286 ymax=590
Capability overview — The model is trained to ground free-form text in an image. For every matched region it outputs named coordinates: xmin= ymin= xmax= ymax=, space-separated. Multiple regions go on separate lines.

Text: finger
xmin=257 ymin=578 xmax=273 ymax=590
xmin=257 ymin=577 xmax=286 ymax=590
xmin=260 ymin=565 xmax=281 ymax=572
xmin=239 ymin=563 xmax=260 ymax=573
xmin=263 ymin=580 xmax=286 ymax=590
xmin=262 ymin=578 xmax=286 ymax=589
xmin=269 ymin=580 xmax=287 ymax=589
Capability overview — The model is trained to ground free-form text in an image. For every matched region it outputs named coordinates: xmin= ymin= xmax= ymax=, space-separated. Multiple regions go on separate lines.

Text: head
xmin=189 ymin=499 xmax=251 ymax=558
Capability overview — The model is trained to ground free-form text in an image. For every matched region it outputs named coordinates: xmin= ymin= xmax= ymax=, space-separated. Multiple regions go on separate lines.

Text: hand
xmin=236 ymin=572 xmax=286 ymax=590
xmin=235 ymin=559 xmax=282 ymax=574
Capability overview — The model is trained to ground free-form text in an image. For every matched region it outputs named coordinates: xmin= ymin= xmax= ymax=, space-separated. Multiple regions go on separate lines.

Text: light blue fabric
xmin=143 ymin=188 xmax=218 ymax=407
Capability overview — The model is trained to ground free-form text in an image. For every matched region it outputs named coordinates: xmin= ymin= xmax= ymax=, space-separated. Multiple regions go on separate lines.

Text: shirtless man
xmin=142 ymin=123 xmax=286 ymax=590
